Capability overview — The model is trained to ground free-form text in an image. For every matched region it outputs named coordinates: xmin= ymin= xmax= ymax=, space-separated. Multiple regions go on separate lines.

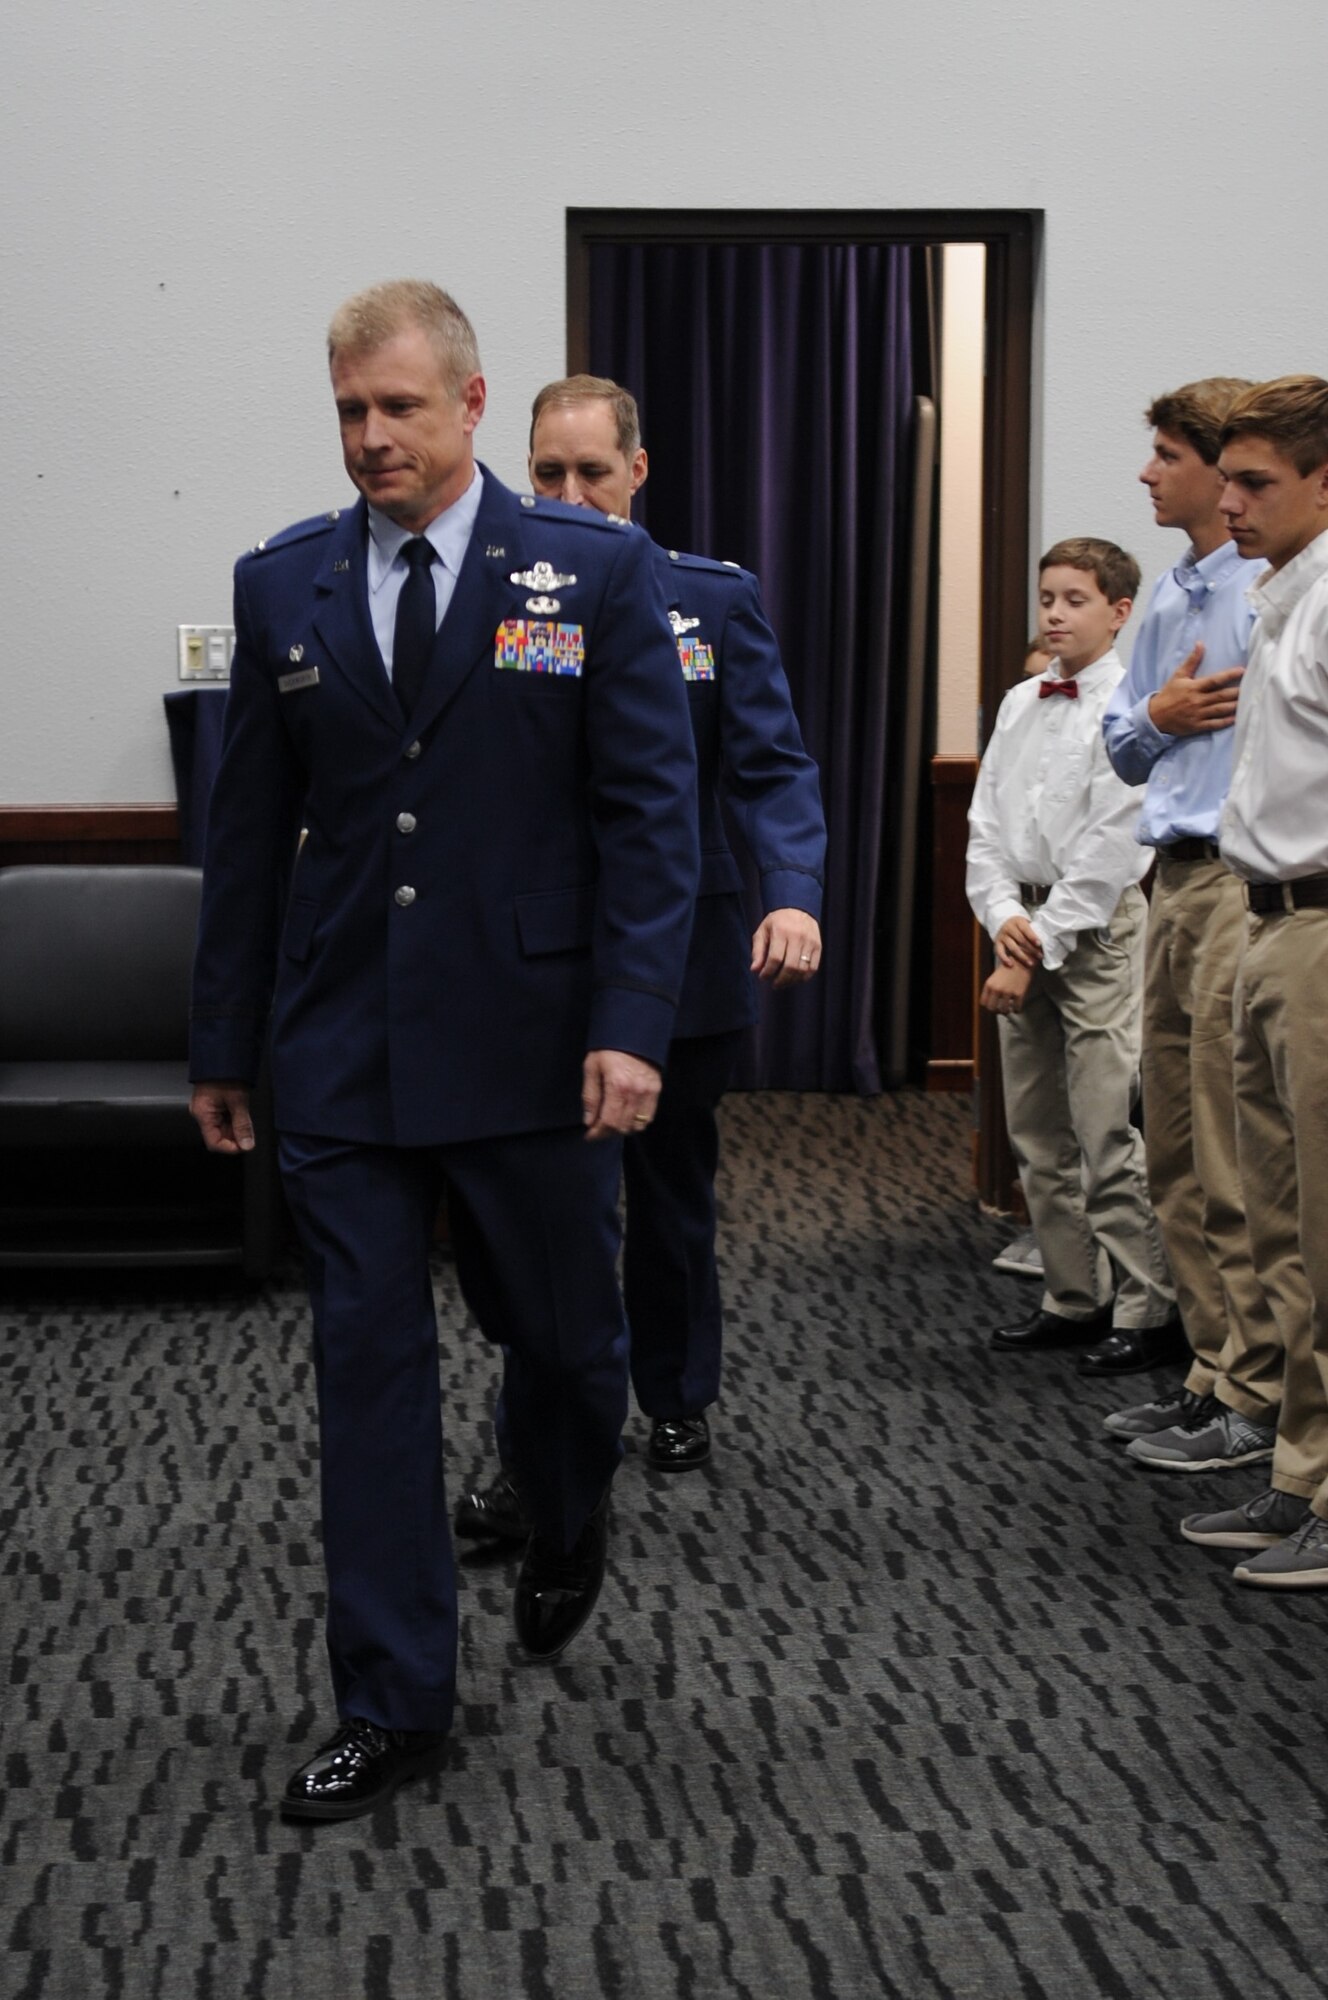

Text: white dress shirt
xmin=1220 ymin=528 xmax=1328 ymax=883
xmin=366 ymin=470 xmax=485 ymax=676
xmin=967 ymin=648 xmax=1152 ymax=971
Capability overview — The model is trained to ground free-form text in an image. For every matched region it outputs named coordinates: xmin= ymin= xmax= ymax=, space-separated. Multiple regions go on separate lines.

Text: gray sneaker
xmin=1126 ymin=1400 xmax=1276 ymax=1472
xmin=992 ymin=1230 xmax=1044 ymax=1278
xmin=1180 ymin=1486 xmax=1310 ymax=1549
xmin=1233 ymin=1512 xmax=1328 ymax=1588
xmin=1103 ymin=1385 xmax=1208 ymax=1440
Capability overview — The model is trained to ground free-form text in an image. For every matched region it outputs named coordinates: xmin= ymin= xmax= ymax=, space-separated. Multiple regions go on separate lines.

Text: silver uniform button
xmin=394 ymin=885 xmax=416 ymax=907
xmin=396 ymin=812 xmax=417 ymax=835
xmin=404 ymin=740 xmax=422 ymax=760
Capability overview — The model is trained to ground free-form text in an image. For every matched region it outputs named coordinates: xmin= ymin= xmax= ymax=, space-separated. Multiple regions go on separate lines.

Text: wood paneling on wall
xmin=0 ymin=806 xmax=180 ymax=869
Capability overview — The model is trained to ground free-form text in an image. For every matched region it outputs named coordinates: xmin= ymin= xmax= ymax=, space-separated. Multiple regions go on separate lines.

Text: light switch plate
xmin=178 ymin=624 xmax=235 ymax=681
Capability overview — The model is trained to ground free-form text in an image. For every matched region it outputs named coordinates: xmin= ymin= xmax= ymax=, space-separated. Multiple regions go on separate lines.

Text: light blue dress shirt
xmin=1102 ymin=540 xmax=1263 ymax=846
xmin=365 ymin=470 xmax=485 ymax=677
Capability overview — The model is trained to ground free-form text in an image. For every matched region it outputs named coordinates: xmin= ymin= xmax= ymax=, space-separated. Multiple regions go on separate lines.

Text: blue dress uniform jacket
xmin=654 ymin=545 xmax=825 ymax=1036
xmin=190 ymin=474 xmax=700 ymax=1142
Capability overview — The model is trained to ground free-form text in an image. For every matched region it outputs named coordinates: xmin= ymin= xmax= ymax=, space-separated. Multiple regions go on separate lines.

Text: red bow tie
xmin=1038 ymin=678 xmax=1078 ymax=700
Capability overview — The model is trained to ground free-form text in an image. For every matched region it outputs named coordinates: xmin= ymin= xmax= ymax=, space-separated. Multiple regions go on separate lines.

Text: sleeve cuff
xmin=587 ymin=985 xmax=679 ymax=1071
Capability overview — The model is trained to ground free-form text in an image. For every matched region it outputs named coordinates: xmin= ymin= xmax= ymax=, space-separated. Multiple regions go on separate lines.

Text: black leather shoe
xmin=513 ymin=1492 xmax=610 ymax=1661
xmin=281 ymin=1718 xmax=446 ymax=1822
xmin=453 ymin=1473 xmax=529 ymax=1546
xmin=990 ymin=1305 xmax=1112 ymax=1352
xmin=646 ymin=1414 xmax=711 ymax=1471
xmin=1076 ymin=1316 xmax=1190 ymax=1375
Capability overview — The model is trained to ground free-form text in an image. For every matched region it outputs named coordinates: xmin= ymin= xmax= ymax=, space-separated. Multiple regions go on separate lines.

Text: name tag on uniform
xmin=278 ymin=667 xmax=320 ymax=693
xmin=677 ymin=638 xmax=715 ymax=683
xmin=494 ymin=619 xmax=584 ymax=676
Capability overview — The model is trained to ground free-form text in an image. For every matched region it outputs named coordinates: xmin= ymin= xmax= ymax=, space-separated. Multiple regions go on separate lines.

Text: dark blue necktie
xmin=392 ymin=537 xmax=436 ymax=716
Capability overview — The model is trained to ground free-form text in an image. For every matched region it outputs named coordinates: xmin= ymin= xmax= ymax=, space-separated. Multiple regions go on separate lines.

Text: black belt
xmin=1158 ymin=837 xmax=1222 ymax=863
xmin=1019 ymin=883 xmax=1052 ymax=907
xmin=1245 ymin=875 xmax=1328 ymax=915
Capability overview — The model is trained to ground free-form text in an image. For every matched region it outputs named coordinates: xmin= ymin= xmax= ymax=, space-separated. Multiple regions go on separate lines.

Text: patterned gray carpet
xmin=3 ymin=1091 xmax=1327 ymax=1999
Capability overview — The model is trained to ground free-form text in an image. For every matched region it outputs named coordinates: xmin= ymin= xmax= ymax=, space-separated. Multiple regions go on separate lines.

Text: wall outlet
xmin=178 ymin=624 xmax=235 ymax=681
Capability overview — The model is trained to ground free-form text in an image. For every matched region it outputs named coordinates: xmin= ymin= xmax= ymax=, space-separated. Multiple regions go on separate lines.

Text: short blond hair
xmin=327 ymin=280 xmax=481 ymax=392
xmin=1220 ymin=375 xmax=1328 ymax=476
xmin=530 ymin=374 xmax=641 ymax=457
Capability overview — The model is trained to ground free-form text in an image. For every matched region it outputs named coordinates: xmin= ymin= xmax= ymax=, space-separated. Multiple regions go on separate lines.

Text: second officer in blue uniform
xmin=455 ymin=373 xmax=825 ymax=1543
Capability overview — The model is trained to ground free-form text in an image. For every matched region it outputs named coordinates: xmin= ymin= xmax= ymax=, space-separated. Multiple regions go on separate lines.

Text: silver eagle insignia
xmin=511 ymin=561 xmax=576 ymax=592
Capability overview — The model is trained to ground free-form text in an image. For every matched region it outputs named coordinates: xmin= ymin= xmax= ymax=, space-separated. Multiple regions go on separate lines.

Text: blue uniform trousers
xmin=279 ymin=1125 xmax=629 ymax=1734
xmin=621 ymin=1029 xmax=743 ymax=1419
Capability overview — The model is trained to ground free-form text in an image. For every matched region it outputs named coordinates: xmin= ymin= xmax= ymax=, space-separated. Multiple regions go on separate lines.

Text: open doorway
xmin=567 ymin=209 xmax=1038 ymax=1206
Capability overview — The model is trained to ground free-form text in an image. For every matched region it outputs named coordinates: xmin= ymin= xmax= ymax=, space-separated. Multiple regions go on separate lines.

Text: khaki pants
xmin=1000 ymin=886 xmax=1175 ymax=1327
xmin=1142 ymin=859 xmax=1282 ymax=1416
xmin=1234 ymin=908 xmax=1328 ymax=1514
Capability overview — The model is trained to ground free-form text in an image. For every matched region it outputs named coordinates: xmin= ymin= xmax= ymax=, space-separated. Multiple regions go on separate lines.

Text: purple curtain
xmin=588 ymin=242 xmax=918 ymax=1093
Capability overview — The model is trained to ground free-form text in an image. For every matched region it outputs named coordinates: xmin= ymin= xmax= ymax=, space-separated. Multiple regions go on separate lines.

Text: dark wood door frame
xmin=567 ymin=208 xmax=1038 ymax=1209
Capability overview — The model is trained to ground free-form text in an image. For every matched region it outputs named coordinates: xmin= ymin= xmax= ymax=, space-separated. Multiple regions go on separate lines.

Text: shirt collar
xmin=366 ymin=469 xmax=485 ymax=594
xmin=1175 ymin=539 xmax=1250 ymax=597
xmin=1042 ymin=646 xmax=1119 ymax=694
xmin=1249 ymin=526 xmax=1328 ymax=624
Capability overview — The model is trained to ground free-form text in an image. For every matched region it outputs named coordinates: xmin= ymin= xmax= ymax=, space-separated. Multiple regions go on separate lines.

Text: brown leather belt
xmin=1018 ymin=883 xmax=1052 ymax=907
xmin=1245 ymin=875 xmax=1328 ymax=915
xmin=1158 ymin=837 xmax=1222 ymax=863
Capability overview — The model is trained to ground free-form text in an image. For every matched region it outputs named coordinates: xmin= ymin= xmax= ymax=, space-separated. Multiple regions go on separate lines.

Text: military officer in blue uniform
xmin=189 ymin=290 xmax=698 ymax=1821
xmin=454 ymin=373 xmax=824 ymax=1546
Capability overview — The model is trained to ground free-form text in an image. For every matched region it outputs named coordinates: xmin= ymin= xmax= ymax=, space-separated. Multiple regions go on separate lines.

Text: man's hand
xmin=980 ymin=962 xmax=1034 ymax=1016
xmin=582 ymin=1050 xmax=662 ymax=1141
xmin=1147 ymin=641 xmax=1245 ymax=737
xmin=995 ymin=914 xmax=1044 ymax=970
xmin=751 ymin=909 xmax=822 ymax=987
xmin=190 ymin=1082 xmax=256 ymax=1154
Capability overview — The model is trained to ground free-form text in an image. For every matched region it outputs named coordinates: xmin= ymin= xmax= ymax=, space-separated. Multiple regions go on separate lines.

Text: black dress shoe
xmin=646 ymin=1413 xmax=711 ymax=1471
xmin=281 ymin=1718 xmax=446 ymax=1822
xmin=1076 ymin=1316 xmax=1190 ymax=1375
xmin=513 ymin=1492 xmax=610 ymax=1662
xmin=453 ymin=1473 xmax=529 ymax=1546
xmin=990 ymin=1305 xmax=1112 ymax=1352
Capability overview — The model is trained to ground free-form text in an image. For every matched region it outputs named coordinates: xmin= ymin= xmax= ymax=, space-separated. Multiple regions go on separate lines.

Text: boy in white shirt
xmin=1180 ymin=376 xmax=1328 ymax=1586
xmin=968 ymin=538 xmax=1178 ymax=1368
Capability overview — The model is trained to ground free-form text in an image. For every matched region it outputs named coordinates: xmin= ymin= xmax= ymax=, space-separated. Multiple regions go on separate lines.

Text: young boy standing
xmin=968 ymin=539 xmax=1178 ymax=1366
xmin=1181 ymin=376 xmax=1328 ymax=1587
xmin=1102 ymin=381 xmax=1283 ymax=1461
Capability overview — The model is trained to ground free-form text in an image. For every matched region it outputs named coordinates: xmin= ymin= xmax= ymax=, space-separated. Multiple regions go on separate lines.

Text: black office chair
xmin=0 ymin=864 xmax=285 ymax=1278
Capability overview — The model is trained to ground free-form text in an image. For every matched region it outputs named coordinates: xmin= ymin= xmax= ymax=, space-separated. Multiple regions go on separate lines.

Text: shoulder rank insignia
xmin=511 ymin=560 xmax=576 ymax=592
xmin=669 ymin=610 xmax=700 ymax=636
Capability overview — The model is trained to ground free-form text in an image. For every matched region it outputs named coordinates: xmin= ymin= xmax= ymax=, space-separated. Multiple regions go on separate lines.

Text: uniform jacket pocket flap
xmin=514 ymin=884 xmax=597 ymax=956
xmin=698 ymin=849 xmax=743 ymax=898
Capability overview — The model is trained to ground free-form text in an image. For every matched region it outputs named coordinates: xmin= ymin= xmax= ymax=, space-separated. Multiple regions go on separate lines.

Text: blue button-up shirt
xmin=1102 ymin=539 xmax=1264 ymax=846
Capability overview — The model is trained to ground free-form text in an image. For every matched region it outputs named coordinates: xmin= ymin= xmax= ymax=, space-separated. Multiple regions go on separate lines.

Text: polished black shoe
xmin=453 ymin=1473 xmax=529 ymax=1547
xmin=990 ymin=1305 xmax=1112 ymax=1352
xmin=646 ymin=1413 xmax=711 ymax=1471
xmin=513 ymin=1492 xmax=610 ymax=1662
xmin=281 ymin=1717 xmax=446 ymax=1822
xmin=1076 ymin=1316 xmax=1189 ymax=1376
